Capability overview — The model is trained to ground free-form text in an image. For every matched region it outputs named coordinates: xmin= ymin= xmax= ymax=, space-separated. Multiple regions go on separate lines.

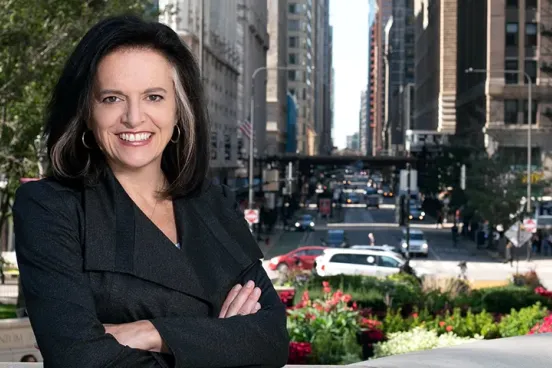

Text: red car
xmin=268 ymin=246 xmax=327 ymax=273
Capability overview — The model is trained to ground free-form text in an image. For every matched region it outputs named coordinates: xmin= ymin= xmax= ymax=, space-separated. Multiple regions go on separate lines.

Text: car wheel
xmin=277 ymin=263 xmax=289 ymax=274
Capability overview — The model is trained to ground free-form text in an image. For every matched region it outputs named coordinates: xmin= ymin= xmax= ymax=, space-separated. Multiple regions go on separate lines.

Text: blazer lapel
xmin=82 ymin=171 xmax=211 ymax=304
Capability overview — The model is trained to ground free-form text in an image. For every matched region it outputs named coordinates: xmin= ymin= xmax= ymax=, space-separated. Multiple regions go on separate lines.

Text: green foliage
xmin=373 ymin=327 xmax=482 ymax=359
xmin=465 ymin=286 xmax=552 ymax=314
xmin=498 ymin=303 xmax=549 ymax=338
xmin=287 ymin=287 xmax=362 ymax=364
xmin=0 ymin=0 xmax=159 ymax=221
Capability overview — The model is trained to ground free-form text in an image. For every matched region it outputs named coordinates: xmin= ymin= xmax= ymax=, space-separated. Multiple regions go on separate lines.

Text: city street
xmin=263 ymin=198 xmax=552 ymax=288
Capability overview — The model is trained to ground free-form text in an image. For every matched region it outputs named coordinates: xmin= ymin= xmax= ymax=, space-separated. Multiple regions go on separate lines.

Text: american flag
xmin=239 ymin=120 xmax=252 ymax=140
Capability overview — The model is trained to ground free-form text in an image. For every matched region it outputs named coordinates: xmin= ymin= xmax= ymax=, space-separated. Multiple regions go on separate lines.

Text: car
xmin=321 ymin=229 xmax=348 ymax=247
xmin=268 ymin=246 xmax=327 ymax=273
xmin=345 ymin=193 xmax=361 ymax=204
xmin=294 ymin=214 xmax=315 ymax=231
xmin=314 ymin=248 xmax=432 ymax=278
xmin=350 ymin=244 xmax=399 ymax=253
xmin=366 ymin=193 xmax=382 ymax=208
xmin=398 ymin=229 xmax=429 ymax=256
xmin=409 ymin=205 xmax=426 ymax=221
xmin=381 ymin=185 xmax=394 ymax=197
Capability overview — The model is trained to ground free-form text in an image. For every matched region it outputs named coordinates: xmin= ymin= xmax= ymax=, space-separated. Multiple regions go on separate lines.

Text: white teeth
xmin=119 ymin=133 xmax=152 ymax=142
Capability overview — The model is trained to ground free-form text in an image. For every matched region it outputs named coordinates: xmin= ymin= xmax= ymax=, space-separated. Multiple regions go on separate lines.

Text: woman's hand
xmin=219 ymin=280 xmax=262 ymax=318
xmin=103 ymin=320 xmax=167 ymax=353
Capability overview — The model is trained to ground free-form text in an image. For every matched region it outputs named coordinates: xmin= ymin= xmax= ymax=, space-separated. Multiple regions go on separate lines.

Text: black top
xmin=13 ymin=170 xmax=289 ymax=368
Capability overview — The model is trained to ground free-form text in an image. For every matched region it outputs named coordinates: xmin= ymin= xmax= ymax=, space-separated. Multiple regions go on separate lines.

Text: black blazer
xmin=13 ymin=171 xmax=289 ymax=368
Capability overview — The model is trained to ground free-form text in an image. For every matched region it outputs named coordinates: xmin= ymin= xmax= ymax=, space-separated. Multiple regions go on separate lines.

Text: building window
xmin=288 ymin=70 xmax=297 ymax=81
xmin=506 ymin=23 xmax=519 ymax=46
xmin=523 ymin=100 xmax=538 ymax=124
xmin=224 ymin=133 xmax=231 ymax=161
xmin=526 ymin=0 xmax=537 ymax=9
xmin=288 ymin=3 xmax=297 ymax=13
xmin=505 ymin=59 xmax=519 ymax=84
xmin=507 ymin=0 xmax=518 ymax=7
xmin=526 ymin=23 xmax=538 ymax=48
xmin=210 ymin=131 xmax=218 ymax=160
xmin=289 ymin=53 xmax=297 ymax=64
xmin=504 ymin=100 xmax=518 ymax=124
xmin=289 ymin=36 xmax=298 ymax=48
xmin=525 ymin=60 xmax=537 ymax=82
xmin=288 ymin=19 xmax=300 ymax=31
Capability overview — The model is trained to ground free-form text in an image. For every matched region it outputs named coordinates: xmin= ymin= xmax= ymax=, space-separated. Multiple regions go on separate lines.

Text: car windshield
xmin=302 ymin=215 xmax=313 ymax=221
xmin=406 ymin=234 xmax=425 ymax=241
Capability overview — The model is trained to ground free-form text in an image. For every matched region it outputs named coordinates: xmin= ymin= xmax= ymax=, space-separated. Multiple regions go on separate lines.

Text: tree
xmin=0 ymin=0 xmax=159 ymax=230
xmin=464 ymin=155 xmax=524 ymax=227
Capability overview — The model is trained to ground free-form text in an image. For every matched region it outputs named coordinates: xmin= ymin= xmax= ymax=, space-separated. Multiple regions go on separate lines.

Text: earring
xmin=82 ymin=131 xmax=92 ymax=149
xmin=170 ymin=125 xmax=181 ymax=144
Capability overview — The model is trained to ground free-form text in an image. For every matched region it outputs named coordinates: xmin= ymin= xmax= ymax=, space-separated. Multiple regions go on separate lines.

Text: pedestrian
xmin=368 ymin=233 xmax=375 ymax=246
xmin=13 ymin=15 xmax=288 ymax=367
xmin=504 ymin=241 xmax=514 ymax=267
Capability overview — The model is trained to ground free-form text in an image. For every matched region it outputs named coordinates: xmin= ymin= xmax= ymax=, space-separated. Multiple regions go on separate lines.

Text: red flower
xmin=341 ymin=294 xmax=352 ymax=303
xmin=352 ymin=302 xmax=358 ymax=310
xmin=439 ymin=321 xmax=446 ymax=327
xmin=446 ymin=325 xmax=453 ymax=332
xmin=411 ymin=313 xmax=419 ymax=319
xmin=288 ymin=342 xmax=312 ymax=364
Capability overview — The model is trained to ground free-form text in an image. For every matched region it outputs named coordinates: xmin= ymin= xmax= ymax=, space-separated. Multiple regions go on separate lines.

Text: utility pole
xmin=406 ymin=162 xmax=411 ymax=259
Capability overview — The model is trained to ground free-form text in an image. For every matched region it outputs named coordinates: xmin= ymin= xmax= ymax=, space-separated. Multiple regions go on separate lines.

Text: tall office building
xmin=365 ymin=0 xmax=378 ymax=155
xmin=413 ymin=0 xmax=458 ymax=133
xmin=456 ymin=0 xmax=552 ymax=171
xmin=266 ymin=0 xmax=289 ymax=155
xmin=236 ymin=0 xmax=269 ymax=167
xmin=319 ymin=6 xmax=334 ymax=155
xmin=159 ymin=0 xmax=241 ymax=184
xmin=370 ymin=0 xmax=393 ymax=156
xmin=386 ymin=0 xmax=415 ymax=155
xmin=286 ymin=0 xmax=330 ymax=156
xmin=359 ymin=90 xmax=369 ymax=155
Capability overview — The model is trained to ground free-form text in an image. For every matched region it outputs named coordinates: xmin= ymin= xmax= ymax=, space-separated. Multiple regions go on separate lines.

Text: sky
xmin=329 ymin=0 xmax=369 ymax=149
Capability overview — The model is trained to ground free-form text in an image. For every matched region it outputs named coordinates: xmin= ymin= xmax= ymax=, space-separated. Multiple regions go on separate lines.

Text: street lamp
xmin=248 ymin=66 xmax=311 ymax=222
xmin=465 ymin=67 xmax=533 ymax=213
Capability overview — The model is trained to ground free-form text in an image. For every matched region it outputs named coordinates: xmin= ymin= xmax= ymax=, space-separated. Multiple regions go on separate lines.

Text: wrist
xmin=140 ymin=320 xmax=163 ymax=352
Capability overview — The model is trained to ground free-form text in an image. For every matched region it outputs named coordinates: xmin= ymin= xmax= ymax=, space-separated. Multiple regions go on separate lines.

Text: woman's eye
xmin=148 ymin=95 xmax=163 ymax=102
xmin=102 ymin=96 xmax=120 ymax=103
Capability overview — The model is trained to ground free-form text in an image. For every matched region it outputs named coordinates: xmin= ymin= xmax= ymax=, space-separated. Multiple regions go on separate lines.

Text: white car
xmin=399 ymin=229 xmax=429 ymax=256
xmin=314 ymin=248 xmax=432 ymax=278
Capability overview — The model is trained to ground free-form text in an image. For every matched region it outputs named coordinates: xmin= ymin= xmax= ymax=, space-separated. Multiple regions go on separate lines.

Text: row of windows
xmin=504 ymin=99 xmax=538 ymax=124
xmin=506 ymin=22 xmax=538 ymax=48
xmin=504 ymin=59 xmax=537 ymax=83
xmin=506 ymin=0 xmax=538 ymax=8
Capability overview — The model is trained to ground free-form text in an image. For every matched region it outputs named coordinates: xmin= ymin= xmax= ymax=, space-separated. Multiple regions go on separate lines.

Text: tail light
xmin=321 ymin=264 xmax=326 ymax=271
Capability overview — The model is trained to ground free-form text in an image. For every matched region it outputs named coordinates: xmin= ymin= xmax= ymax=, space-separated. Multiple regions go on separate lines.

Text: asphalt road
xmin=263 ymin=198 xmax=552 ymax=287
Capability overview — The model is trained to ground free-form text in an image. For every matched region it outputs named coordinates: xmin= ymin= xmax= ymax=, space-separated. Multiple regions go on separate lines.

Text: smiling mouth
xmin=118 ymin=132 xmax=152 ymax=142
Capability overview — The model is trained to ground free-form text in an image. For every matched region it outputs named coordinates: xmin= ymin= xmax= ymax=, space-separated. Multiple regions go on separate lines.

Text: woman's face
xmin=90 ymin=48 xmax=178 ymax=172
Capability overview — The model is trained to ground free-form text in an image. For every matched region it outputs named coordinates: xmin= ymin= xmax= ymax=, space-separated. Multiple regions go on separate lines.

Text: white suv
xmin=314 ymin=248 xmax=431 ymax=278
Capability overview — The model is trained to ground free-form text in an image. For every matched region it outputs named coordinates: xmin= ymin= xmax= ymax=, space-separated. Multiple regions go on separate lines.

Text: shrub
xmin=528 ymin=314 xmax=552 ymax=334
xmin=287 ymin=282 xmax=362 ymax=364
xmin=512 ymin=270 xmax=541 ymax=289
xmin=460 ymin=286 xmax=552 ymax=314
xmin=498 ymin=302 xmax=549 ymax=337
xmin=372 ymin=327 xmax=482 ymax=359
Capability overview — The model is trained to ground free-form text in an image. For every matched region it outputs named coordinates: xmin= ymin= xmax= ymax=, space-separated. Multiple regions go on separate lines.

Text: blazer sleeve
xmin=13 ymin=181 xmax=163 ymax=368
xmin=150 ymin=259 xmax=289 ymax=367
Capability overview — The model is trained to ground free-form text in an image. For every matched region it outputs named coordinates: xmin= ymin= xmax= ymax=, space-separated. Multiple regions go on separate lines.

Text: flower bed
xmin=282 ymin=273 xmax=552 ymax=364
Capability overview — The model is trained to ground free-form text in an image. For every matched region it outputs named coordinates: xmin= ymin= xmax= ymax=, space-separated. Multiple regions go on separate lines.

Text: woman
xmin=13 ymin=15 xmax=289 ymax=368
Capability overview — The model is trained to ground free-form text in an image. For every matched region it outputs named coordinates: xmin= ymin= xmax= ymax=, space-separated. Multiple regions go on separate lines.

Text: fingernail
xmin=255 ymin=302 xmax=261 ymax=310
xmin=253 ymin=287 xmax=261 ymax=296
xmin=246 ymin=280 xmax=255 ymax=288
xmin=234 ymin=284 xmax=242 ymax=291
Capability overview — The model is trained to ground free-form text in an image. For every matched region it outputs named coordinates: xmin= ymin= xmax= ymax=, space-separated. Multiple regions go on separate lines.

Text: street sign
xmin=523 ymin=218 xmax=537 ymax=233
xmin=244 ymin=209 xmax=259 ymax=224
xmin=505 ymin=221 xmax=532 ymax=247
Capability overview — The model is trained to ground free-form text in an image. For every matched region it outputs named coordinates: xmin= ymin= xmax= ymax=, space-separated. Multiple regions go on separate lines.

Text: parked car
xmin=294 ymin=214 xmax=315 ymax=231
xmin=268 ymin=246 xmax=327 ymax=273
xmin=381 ymin=184 xmax=394 ymax=197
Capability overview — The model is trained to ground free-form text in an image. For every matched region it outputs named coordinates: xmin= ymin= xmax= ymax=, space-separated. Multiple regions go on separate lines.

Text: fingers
xmin=219 ymin=284 xmax=243 ymax=318
xmin=224 ymin=280 xmax=262 ymax=318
